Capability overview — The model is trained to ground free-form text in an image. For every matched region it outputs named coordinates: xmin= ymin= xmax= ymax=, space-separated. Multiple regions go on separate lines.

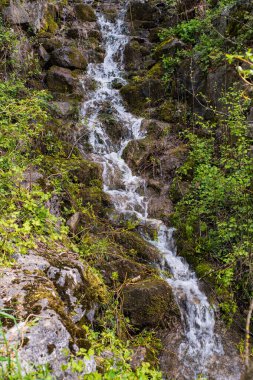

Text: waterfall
xmin=80 ymin=1 xmax=227 ymax=378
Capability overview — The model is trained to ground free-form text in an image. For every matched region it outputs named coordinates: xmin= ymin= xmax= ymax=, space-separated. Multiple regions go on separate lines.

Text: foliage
xmin=64 ymin=325 xmax=162 ymax=379
xmin=171 ymin=89 xmax=253 ymax=318
xmin=227 ymin=49 xmax=253 ymax=85
xmin=159 ymin=0 xmax=252 ymax=77
xmin=0 ymin=80 xmax=73 ymax=264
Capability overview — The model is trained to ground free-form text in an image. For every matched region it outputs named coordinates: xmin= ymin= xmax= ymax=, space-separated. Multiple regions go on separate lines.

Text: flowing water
xmin=80 ymin=1 xmax=231 ymax=378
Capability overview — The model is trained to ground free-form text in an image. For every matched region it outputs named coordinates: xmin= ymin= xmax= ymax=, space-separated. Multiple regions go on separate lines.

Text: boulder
xmin=96 ymin=254 xmax=153 ymax=285
xmin=51 ymin=47 xmax=88 ymax=70
xmin=46 ymin=66 xmax=80 ymax=94
xmin=123 ymin=278 xmax=180 ymax=328
xmin=74 ymin=4 xmax=96 ymax=22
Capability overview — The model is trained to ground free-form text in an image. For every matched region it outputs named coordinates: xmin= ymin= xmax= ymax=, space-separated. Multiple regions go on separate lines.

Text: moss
xmin=155 ymin=37 xmax=173 ymax=52
xmin=123 ymin=278 xmax=180 ymax=329
xmin=75 ymin=4 xmax=96 ymax=22
xmin=41 ymin=13 xmax=58 ymax=34
xmin=157 ymin=100 xmax=187 ymax=124
xmin=147 ymin=62 xmax=163 ymax=78
xmin=120 ymin=83 xmax=144 ymax=114
xmin=24 ymin=280 xmax=89 ymax=349
xmin=114 ymin=230 xmax=161 ymax=264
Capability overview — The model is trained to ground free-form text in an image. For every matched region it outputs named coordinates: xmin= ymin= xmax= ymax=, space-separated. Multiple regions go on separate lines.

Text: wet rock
xmin=123 ymin=278 xmax=180 ymax=329
xmin=123 ymin=135 xmax=187 ymax=182
xmin=51 ymin=47 xmax=88 ymax=70
xmin=124 ymin=39 xmax=151 ymax=71
xmin=74 ymin=4 xmax=96 ymax=22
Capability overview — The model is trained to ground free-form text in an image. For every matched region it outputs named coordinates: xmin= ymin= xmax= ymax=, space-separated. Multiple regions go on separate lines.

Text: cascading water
xmin=80 ymin=1 xmax=233 ymax=378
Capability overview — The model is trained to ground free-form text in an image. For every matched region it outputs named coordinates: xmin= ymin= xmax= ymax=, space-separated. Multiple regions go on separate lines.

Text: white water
xmin=81 ymin=1 xmax=224 ymax=377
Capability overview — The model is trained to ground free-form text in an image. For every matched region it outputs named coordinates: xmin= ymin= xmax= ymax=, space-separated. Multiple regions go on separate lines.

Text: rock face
xmin=123 ymin=278 xmax=180 ymax=329
xmin=0 ymin=247 xmax=106 ymax=378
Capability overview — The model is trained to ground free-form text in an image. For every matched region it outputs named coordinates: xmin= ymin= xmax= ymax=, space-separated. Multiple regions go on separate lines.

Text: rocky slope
xmin=0 ymin=0 xmax=252 ymax=378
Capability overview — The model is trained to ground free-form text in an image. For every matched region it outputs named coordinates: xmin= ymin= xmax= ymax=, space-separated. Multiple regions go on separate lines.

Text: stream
xmin=80 ymin=1 xmax=239 ymax=378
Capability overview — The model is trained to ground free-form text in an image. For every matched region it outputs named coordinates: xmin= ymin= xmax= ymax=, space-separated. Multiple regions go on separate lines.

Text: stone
xmin=46 ymin=66 xmax=80 ymax=94
xmin=3 ymin=3 xmax=30 ymax=25
xmin=51 ymin=47 xmax=88 ymax=70
xmin=67 ymin=212 xmax=81 ymax=233
xmin=74 ymin=4 xmax=96 ymax=22
xmin=38 ymin=45 xmax=50 ymax=65
xmin=21 ymin=168 xmax=43 ymax=189
xmin=50 ymin=101 xmax=79 ymax=119
xmin=131 ymin=346 xmax=148 ymax=370
xmin=120 ymin=78 xmax=164 ymax=114
xmin=0 ymin=242 xmax=109 ymax=378
xmin=155 ymin=38 xmax=185 ymax=59
xmin=96 ymin=254 xmax=153 ymax=285
xmin=122 ymin=278 xmax=180 ymax=329
xmin=114 ymin=231 xmax=161 ymax=264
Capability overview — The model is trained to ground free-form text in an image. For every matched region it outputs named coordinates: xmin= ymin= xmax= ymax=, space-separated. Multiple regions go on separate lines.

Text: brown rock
xmin=46 ymin=66 xmax=80 ymax=93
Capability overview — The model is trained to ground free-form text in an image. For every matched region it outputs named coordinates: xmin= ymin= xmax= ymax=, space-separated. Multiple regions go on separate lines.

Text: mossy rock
xmin=95 ymin=254 xmax=155 ymax=285
xmin=123 ymin=278 xmax=180 ymax=329
xmin=68 ymin=159 xmax=103 ymax=185
xmin=51 ymin=46 xmax=88 ymax=70
xmin=157 ymin=100 xmax=187 ymax=124
xmin=46 ymin=66 xmax=80 ymax=94
xmin=75 ymin=3 xmax=96 ymax=22
xmin=147 ymin=62 xmax=164 ymax=78
xmin=120 ymin=78 xmax=164 ymax=114
xmin=114 ymin=230 xmax=161 ymax=264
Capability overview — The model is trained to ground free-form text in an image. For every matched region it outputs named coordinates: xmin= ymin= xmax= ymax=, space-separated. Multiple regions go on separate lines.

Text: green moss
xmin=24 ymin=280 xmax=89 ymax=348
xmin=147 ymin=62 xmax=163 ymax=78
xmin=41 ymin=13 xmax=58 ymax=34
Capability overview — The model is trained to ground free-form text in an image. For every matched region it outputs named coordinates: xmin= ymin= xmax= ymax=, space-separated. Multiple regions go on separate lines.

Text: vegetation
xmin=0 ymin=14 xmax=163 ymax=380
xmin=171 ymin=89 xmax=253 ymax=320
